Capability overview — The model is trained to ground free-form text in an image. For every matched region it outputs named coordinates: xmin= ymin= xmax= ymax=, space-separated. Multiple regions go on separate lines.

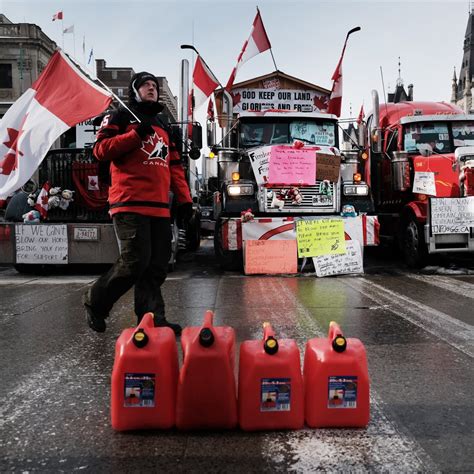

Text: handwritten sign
xmin=316 ymin=153 xmax=341 ymax=182
xmin=244 ymin=240 xmax=298 ymax=274
xmin=268 ymin=146 xmax=316 ymax=185
xmin=431 ymin=196 xmax=474 ymax=234
xmin=15 ymin=224 xmax=68 ymax=264
xmin=296 ymin=219 xmax=346 ymax=257
xmin=413 ymin=171 xmax=437 ymax=196
xmin=313 ymin=240 xmax=363 ymax=277
xmin=248 ymin=146 xmax=271 ymax=185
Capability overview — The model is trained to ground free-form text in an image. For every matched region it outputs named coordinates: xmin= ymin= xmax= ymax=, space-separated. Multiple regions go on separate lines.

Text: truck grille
xmin=260 ymin=182 xmax=339 ymax=214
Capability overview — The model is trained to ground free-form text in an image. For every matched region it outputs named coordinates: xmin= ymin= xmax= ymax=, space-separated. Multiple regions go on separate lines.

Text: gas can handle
xmin=262 ymin=321 xmax=275 ymax=340
xmin=328 ymin=321 xmax=347 ymax=353
xmin=202 ymin=310 xmax=214 ymax=328
xmin=139 ymin=312 xmax=155 ymax=329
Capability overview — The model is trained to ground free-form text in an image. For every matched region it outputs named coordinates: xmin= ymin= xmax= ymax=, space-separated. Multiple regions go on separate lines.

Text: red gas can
xmin=304 ymin=321 xmax=370 ymax=428
xmin=238 ymin=323 xmax=304 ymax=431
xmin=111 ymin=312 xmax=179 ymax=431
xmin=176 ymin=310 xmax=237 ymax=430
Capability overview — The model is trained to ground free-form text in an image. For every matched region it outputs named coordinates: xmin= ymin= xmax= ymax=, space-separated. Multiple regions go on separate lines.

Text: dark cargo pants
xmin=86 ymin=212 xmax=172 ymax=323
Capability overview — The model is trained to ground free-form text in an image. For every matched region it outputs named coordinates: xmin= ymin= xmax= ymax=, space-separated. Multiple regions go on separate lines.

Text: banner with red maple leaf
xmin=0 ymin=49 xmax=112 ymax=199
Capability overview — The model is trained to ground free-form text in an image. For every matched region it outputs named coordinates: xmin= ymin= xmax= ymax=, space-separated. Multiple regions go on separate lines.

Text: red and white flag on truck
xmin=225 ymin=9 xmax=271 ymax=91
xmin=191 ymin=55 xmax=219 ymax=111
xmin=0 ymin=49 xmax=113 ymax=199
xmin=327 ymin=27 xmax=361 ymax=117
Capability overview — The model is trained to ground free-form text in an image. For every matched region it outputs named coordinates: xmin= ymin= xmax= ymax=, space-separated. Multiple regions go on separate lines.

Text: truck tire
xmin=214 ymin=218 xmax=243 ymax=271
xmin=402 ymin=218 xmax=428 ymax=268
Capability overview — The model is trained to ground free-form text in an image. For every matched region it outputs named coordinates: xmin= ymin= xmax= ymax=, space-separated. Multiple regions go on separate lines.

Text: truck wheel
xmin=214 ymin=218 xmax=243 ymax=271
xmin=402 ymin=218 xmax=428 ymax=268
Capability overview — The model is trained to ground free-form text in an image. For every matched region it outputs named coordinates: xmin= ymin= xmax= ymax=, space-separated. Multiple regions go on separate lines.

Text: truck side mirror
xmin=207 ymin=120 xmax=216 ymax=147
xmin=192 ymin=122 xmax=203 ymax=150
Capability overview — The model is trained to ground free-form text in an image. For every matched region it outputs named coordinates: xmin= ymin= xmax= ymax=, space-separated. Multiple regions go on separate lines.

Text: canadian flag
xmin=191 ymin=56 xmax=219 ymax=111
xmin=327 ymin=27 xmax=361 ymax=117
xmin=225 ymin=9 xmax=271 ymax=91
xmin=52 ymin=11 xmax=63 ymax=21
xmin=207 ymin=98 xmax=215 ymax=122
xmin=0 ymin=50 xmax=112 ymax=199
xmin=34 ymin=181 xmax=51 ymax=219
xmin=357 ymin=104 xmax=365 ymax=125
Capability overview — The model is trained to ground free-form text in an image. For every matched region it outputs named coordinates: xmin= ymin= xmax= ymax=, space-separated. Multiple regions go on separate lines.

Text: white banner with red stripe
xmin=222 ymin=215 xmax=379 ymax=250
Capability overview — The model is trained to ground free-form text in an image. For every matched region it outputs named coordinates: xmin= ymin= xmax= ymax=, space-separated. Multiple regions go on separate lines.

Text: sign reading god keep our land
xmin=312 ymin=240 xmax=363 ymax=277
xmin=316 ymin=153 xmax=341 ymax=182
xmin=248 ymin=146 xmax=271 ymax=185
xmin=232 ymin=88 xmax=328 ymax=113
xmin=431 ymin=196 xmax=474 ymax=234
xmin=15 ymin=224 xmax=68 ymax=264
xmin=268 ymin=146 xmax=316 ymax=185
xmin=296 ymin=219 xmax=346 ymax=258
xmin=413 ymin=171 xmax=437 ymax=196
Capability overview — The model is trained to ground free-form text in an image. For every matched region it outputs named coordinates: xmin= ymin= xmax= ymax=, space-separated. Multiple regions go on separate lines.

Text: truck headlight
xmin=227 ymin=184 xmax=254 ymax=196
xmin=343 ymin=184 xmax=369 ymax=196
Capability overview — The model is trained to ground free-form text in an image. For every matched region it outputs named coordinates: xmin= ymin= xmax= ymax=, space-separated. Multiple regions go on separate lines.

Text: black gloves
xmin=136 ymin=123 xmax=155 ymax=139
xmin=177 ymin=202 xmax=193 ymax=227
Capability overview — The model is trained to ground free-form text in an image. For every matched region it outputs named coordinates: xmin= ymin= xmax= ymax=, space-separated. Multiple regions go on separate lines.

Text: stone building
xmin=452 ymin=10 xmax=474 ymax=112
xmin=0 ymin=14 xmax=57 ymax=118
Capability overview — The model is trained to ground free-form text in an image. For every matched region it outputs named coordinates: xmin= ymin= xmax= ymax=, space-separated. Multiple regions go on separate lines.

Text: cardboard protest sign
xmin=413 ymin=171 xmax=436 ymax=196
xmin=431 ymin=196 xmax=474 ymax=234
xmin=248 ymin=146 xmax=271 ymax=185
xmin=244 ymin=240 xmax=298 ymax=274
xmin=296 ymin=219 xmax=346 ymax=258
xmin=313 ymin=240 xmax=363 ymax=277
xmin=268 ymin=146 xmax=316 ymax=185
xmin=316 ymin=153 xmax=341 ymax=182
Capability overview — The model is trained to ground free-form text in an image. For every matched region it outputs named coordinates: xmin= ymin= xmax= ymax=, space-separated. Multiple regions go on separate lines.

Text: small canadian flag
xmin=34 ymin=181 xmax=50 ymax=218
xmin=88 ymin=175 xmax=99 ymax=191
xmin=52 ymin=11 xmax=63 ymax=21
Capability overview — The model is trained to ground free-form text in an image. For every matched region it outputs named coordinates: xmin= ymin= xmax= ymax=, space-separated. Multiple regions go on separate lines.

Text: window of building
xmin=111 ymin=70 xmax=117 ymax=80
xmin=0 ymin=64 xmax=13 ymax=88
xmin=118 ymin=88 xmax=123 ymax=97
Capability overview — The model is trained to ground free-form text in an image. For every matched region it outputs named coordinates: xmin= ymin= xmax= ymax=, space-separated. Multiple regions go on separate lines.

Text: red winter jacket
xmin=93 ymin=108 xmax=191 ymax=218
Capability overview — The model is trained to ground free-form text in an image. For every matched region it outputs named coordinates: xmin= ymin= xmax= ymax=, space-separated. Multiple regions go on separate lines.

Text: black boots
xmin=83 ymin=295 xmax=107 ymax=333
xmin=153 ymin=315 xmax=182 ymax=337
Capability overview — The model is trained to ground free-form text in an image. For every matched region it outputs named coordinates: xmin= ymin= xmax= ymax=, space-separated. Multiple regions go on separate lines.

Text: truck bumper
xmin=0 ymin=223 xmax=119 ymax=265
xmin=425 ymin=225 xmax=474 ymax=254
xmin=218 ymin=215 xmax=380 ymax=251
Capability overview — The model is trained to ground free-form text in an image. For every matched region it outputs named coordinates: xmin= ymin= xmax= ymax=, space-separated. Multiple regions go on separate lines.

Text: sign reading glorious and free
xmin=232 ymin=88 xmax=328 ymax=113
xmin=268 ymin=146 xmax=316 ymax=185
xmin=431 ymin=196 xmax=474 ymax=234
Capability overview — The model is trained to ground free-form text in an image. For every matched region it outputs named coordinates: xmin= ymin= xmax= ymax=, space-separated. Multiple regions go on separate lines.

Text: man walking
xmin=83 ymin=72 xmax=192 ymax=336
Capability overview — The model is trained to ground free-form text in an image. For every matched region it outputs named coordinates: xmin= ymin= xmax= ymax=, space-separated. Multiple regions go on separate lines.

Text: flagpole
xmin=270 ymin=48 xmax=278 ymax=71
xmin=64 ymin=51 xmax=141 ymax=123
xmin=61 ymin=18 xmax=64 ymax=49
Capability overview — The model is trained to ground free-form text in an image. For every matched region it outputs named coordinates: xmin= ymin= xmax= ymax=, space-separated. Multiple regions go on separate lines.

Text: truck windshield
xmin=403 ymin=122 xmax=451 ymax=154
xmin=240 ymin=119 xmax=336 ymax=148
xmin=452 ymin=121 xmax=474 ymax=146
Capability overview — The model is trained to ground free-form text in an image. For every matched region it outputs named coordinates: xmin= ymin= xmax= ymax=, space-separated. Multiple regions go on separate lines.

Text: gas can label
xmin=124 ymin=373 xmax=155 ymax=408
xmin=328 ymin=376 xmax=357 ymax=408
xmin=260 ymin=378 xmax=291 ymax=412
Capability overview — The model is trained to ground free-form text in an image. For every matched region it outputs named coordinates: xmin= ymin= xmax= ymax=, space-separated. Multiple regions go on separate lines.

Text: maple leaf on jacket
xmin=0 ymin=127 xmax=24 ymax=175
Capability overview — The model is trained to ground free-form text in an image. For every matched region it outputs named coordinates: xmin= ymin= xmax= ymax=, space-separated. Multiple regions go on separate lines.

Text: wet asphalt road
xmin=0 ymin=240 xmax=473 ymax=472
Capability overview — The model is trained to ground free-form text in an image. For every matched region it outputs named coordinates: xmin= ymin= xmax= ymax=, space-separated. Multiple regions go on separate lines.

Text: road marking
xmin=405 ymin=273 xmax=474 ymax=300
xmin=344 ymin=278 xmax=474 ymax=358
xmin=261 ymin=281 xmax=437 ymax=472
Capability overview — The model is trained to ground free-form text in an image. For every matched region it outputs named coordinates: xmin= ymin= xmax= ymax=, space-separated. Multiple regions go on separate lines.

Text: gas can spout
xmin=262 ymin=322 xmax=279 ymax=355
xmin=328 ymin=321 xmax=347 ymax=353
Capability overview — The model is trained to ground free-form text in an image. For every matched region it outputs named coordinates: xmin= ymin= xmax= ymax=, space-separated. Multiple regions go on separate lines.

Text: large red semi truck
xmin=365 ymin=90 xmax=474 ymax=267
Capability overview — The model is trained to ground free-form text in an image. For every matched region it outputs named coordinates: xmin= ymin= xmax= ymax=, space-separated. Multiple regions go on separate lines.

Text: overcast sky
xmin=2 ymin=0 xmax=471 ymax=122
